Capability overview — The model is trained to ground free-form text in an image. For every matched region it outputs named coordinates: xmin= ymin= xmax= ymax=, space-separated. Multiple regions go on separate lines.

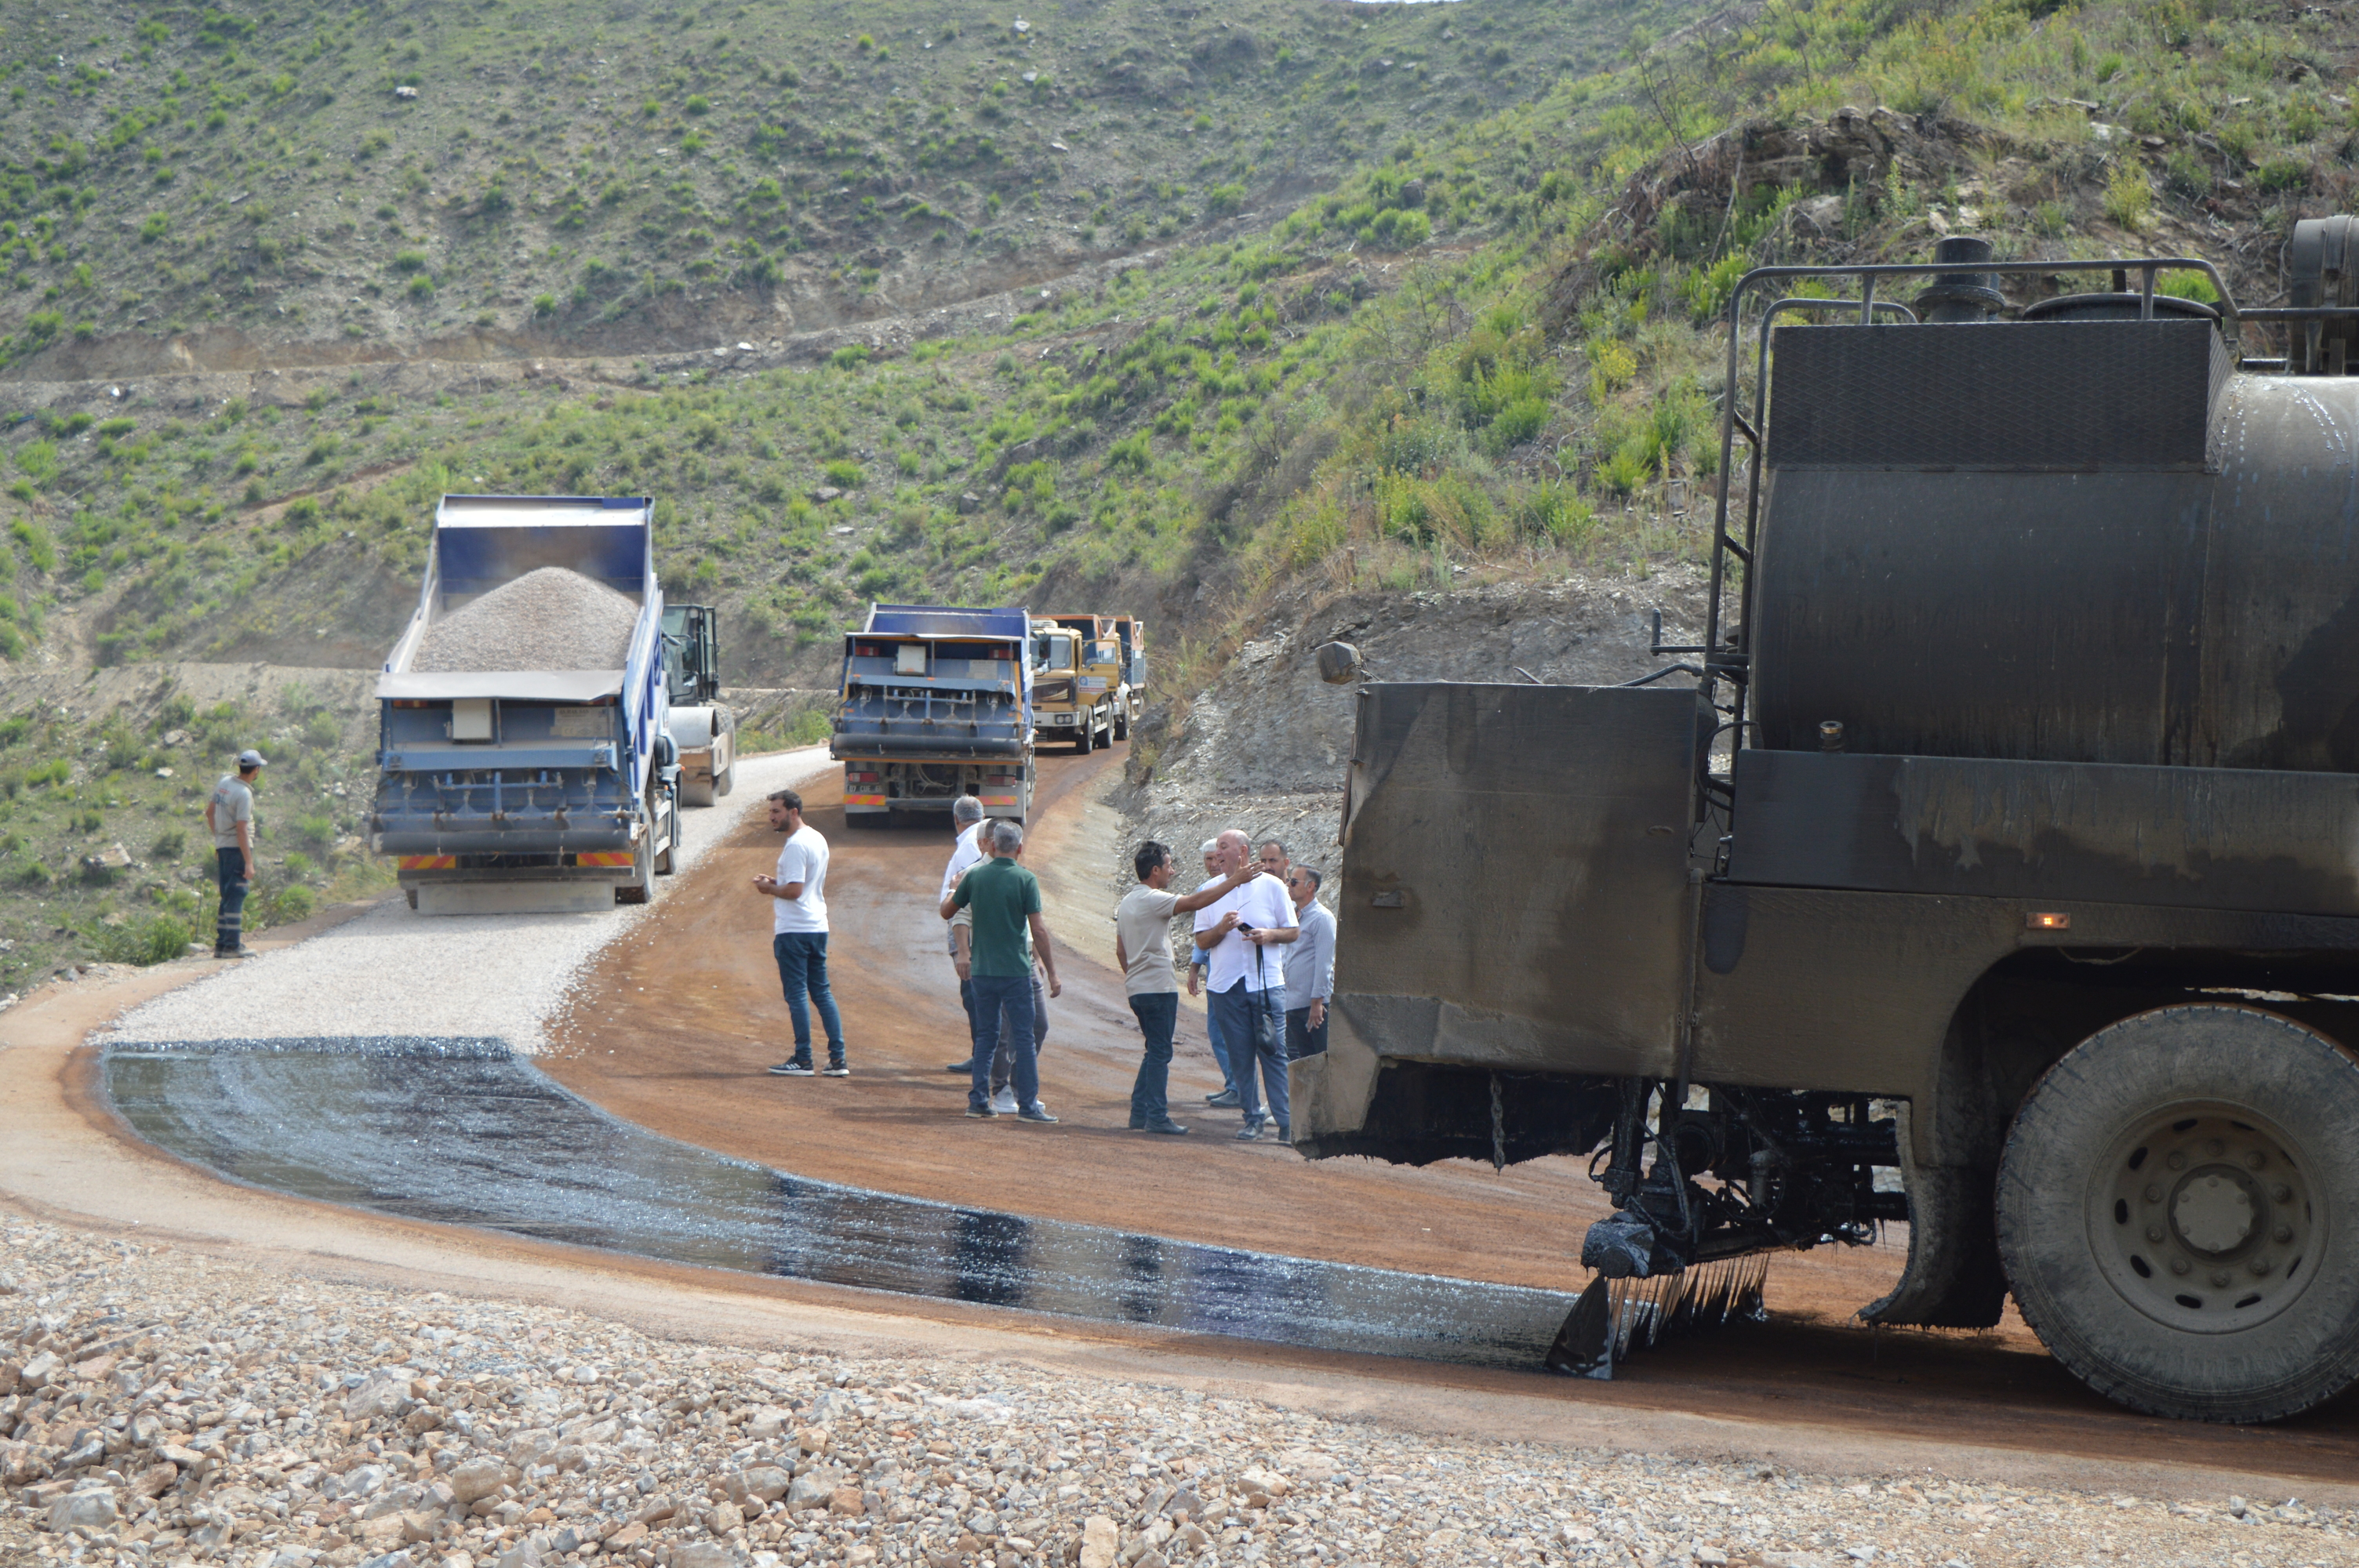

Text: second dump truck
xmin=832 ymin=603 xmax=1035 ymax=823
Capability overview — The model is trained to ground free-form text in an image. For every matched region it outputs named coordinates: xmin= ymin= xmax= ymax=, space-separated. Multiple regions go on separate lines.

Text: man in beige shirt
xmin=1114 ymin=840 xmax=1254 ymax=1134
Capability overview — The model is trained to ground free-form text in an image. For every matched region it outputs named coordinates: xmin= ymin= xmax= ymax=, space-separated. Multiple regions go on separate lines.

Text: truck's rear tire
xmin=617 ymin=833 xmax=653 ymax=905
xmin=1995 ymin=1004 xmax=2359 ymax=1422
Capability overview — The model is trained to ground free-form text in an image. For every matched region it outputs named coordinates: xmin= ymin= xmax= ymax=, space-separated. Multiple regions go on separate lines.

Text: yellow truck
xmin=1031 ymin=615 xmax=1119 ymax=752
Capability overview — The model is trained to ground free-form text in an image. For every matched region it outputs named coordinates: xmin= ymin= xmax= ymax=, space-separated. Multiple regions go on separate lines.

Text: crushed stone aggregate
xmin=411 ymin=570 xmax=641 ymax=675
xmin=2 ymin=1220 xmax=2352 ymax=1568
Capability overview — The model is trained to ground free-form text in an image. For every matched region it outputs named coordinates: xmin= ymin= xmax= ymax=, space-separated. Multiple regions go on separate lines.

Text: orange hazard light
xmin=2027 ymin=912 xmax=2071 ymax=931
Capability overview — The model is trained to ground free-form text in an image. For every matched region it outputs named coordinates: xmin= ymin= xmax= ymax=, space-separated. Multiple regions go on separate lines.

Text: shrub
xmin=684 ymin=93 xmax=711 ymax=115
xmin=151 ymin=828 xmax=187 ymax=860
xmin=95 ymin=913 xmax=192 ymax=967
xmin=823 ymin=459 xmax=864 ymax=488
xmin=2101 ymin=164 xmax=2153 ymax=230
xmin=391 ymin=249 xmax=430 ymax=274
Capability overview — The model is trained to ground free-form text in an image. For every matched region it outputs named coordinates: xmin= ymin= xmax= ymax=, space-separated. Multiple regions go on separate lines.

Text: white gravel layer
xmin=105 ymin=749 xmax=831 ymax=1056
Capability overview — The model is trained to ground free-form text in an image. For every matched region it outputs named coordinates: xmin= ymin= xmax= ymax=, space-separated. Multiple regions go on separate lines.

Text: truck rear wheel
xmin=616 ymin=833 xmax=653 ymax=905
xmin=1995 ymin=1004 xmax=2359 ymax=1422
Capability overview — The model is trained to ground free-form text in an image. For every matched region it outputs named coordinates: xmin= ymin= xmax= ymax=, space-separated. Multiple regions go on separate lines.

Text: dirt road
xmin=543 ymin=744 xmax=2359 ymax=1485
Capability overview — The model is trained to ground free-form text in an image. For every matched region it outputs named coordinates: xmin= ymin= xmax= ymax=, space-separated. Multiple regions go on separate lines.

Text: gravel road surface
xmin=5 ymin=1218 xmax=2357 ymax=1568
xmin=104 ymin=749 xmax=827 ymax=1057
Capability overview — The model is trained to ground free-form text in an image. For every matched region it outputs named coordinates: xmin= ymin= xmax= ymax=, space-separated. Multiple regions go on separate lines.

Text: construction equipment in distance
xmin=832 ymin=603 xmax=1035 ymax=823
xmin=1030 ymin=618 xmax=1114 ymax=751
xmin=663 ymin=603 xmax=736 ymax=805
xmin=371 ymin=494 xmax=681 ymax=913
xmin=1300 ymin=220 xmax=2359 ymax=1425
xmin=1046 ymin=613 xmax=1147 ymax=742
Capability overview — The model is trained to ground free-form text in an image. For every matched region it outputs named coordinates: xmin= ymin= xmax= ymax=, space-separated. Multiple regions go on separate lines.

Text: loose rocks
xmin=3 ymin=1220 xmax=2356 ymax=1568
xmin=410 ymin=566 xmax=639 ymax=673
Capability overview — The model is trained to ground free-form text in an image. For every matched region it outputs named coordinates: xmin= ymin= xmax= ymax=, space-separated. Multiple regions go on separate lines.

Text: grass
xmin=0 ymin=681 xmax=391 ymax=993
xmin=3 ymin=0 xmax=2353 ymax=973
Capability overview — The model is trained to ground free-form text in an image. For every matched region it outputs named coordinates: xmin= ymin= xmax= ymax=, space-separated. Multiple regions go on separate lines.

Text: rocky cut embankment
xmin=1117 ymin=566 xmax=1711 ymax=896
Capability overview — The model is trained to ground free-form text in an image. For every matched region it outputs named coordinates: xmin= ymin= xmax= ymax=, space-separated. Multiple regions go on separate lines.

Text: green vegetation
xmin=2 ymin=0 xmax=2350 ymax=978
xmin=0 ymin=682 xmax=387 ymax=992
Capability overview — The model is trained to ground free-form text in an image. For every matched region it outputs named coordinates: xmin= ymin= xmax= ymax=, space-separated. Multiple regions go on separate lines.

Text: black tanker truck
xmin=1299 ymin=217 xmax=2359 ymax=1422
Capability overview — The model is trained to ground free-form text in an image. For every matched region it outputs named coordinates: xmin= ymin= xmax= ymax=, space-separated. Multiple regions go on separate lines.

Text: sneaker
xmin=1016 ymin=1104 xmax=1059 ymax=1124
xmin=944 ymin=1058 xmax=976 ymax=1074
xmin=823 ymin=1062 xmax=851 ymax=1078
xmin=1204 ymin=1088 xmax=1240 ymax=1109
xmin=965 ymin=1104 xmax=998 ymax=1119
xmin=990 ymin=1087 xmax=1019 ymax=1115
xmin=1234 ymin=1119 xmax=1266 ymax=1142
xmin=769 ymin=1060 xmax=816 ymax=1077
xmin=1144 ymin=1119 xmax=1190 ymax=1136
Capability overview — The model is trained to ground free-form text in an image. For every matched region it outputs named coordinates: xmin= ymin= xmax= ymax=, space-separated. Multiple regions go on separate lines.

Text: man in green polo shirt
xmin=940 ymin=818 xmax=1061 ymax=1122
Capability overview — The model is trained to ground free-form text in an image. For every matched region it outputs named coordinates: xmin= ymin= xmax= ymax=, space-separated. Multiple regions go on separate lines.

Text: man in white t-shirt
xmin=1185 ymin=838 xmax=1241 ymax=1109
xmin=1114 ymin=840 xmax=1256 ymax=1135
xmin=751 ymin=787 xmax=847 ymax=1077
xmin=940 ymin=796 xmax=989 ymax=1075
xmin=1191 ymin=828 xmax=1299 ymax=1141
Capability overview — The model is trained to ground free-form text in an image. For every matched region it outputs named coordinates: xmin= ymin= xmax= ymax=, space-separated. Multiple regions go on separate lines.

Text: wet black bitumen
xmin=103 ymin=1040 xmax=1578 ymax=1371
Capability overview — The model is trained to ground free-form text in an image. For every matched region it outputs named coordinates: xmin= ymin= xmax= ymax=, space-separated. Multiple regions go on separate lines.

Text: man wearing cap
xmin=205 ymin=749 xmax=265 ymax=959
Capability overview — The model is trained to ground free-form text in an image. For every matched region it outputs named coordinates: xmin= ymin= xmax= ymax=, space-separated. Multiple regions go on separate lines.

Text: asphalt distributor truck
xmin=1300 ymin=220 xmax=2359 ymax=1422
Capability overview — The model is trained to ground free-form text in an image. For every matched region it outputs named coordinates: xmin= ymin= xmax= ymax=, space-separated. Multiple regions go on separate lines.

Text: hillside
xmin=4 ymin=0 xmax=2358 ymax=991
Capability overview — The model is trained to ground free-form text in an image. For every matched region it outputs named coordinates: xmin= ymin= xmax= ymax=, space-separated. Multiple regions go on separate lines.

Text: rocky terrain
xmin=1115 ymin=565 xmax=1712 ymax=900
xmin=5 ymin=1218 xmax=2354 ymax=1568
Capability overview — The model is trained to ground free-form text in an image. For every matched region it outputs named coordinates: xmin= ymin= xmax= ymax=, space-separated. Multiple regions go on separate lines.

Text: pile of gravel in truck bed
xmin=411 ymin=565 xmax=639 ymax=673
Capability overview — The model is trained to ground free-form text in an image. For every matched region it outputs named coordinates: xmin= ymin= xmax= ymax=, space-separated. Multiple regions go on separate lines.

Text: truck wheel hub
xmin=2098 ymin=1106 xmax=2317 ymax=1332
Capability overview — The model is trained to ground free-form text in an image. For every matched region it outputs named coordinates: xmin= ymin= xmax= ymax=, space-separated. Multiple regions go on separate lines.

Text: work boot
xmin=1205 ymin=1088 xmax=1240 ymax=1109
xmin=1143 ymin=1119 xmax=1190 ymax=1136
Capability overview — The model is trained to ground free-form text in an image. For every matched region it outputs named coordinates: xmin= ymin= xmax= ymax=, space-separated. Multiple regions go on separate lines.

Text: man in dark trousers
xmin=1115 ymin=840 xmax=1256 ymax=1134
xmin=204 ymin=748 xmax=265 ymax=959
xmin=940 ymin=818 xmax=1060 ymax=1122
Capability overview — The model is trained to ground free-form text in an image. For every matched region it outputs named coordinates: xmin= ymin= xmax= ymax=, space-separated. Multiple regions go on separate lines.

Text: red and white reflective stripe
xmin=979 ymin=794 xmax=1018 ymax=807
xmin=845 ymin=794 xmax=888 ymax=808
xmin=575 ymin=851 xmax=634 ymax=867
xmin=397 ymin=855 xmax=456 ymax=870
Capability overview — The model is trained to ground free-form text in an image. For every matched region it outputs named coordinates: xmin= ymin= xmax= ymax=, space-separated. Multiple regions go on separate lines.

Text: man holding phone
xmin=1191 ymin=828 xmax=1299 ymax=1141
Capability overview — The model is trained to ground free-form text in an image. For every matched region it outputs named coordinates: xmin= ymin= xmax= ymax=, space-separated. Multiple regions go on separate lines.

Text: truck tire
xmin=617 ymin=833 xmax=653 ymax=905
xmin=655 ymin=794 xmax=678 ymax=875
xmin=1994 ymin=1004 xmax=2359 ymax=1422
xmin=1077 ymin=719 xmax=1094 ymax=753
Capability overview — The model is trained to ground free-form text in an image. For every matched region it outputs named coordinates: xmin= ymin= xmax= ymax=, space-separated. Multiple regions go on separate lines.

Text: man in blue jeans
xmin=753 ymin=788 xmax=848 ymax=1076
xmin=1184 ymin=839 xmax=1241 ymax=1109
xmin=1115 ymin=840 xmax=1256 ymax=1134
xmin=1192 ymin=829 xmax=1299 ymax=1142
xmin=940 ymin=818 xmax=1060 ymax=1122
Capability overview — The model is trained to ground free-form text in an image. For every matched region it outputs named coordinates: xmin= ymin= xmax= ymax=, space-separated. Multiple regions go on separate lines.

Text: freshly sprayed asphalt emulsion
xmin=104 ymin=1039 xmax=1579 ymax=1370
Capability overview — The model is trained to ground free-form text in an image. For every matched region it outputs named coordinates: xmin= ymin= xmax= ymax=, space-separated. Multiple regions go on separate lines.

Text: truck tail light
xmin=2028 ymin=912 xmax=2070 ymax=930
xmin=849 ymin=770 xmax=879 ymax=782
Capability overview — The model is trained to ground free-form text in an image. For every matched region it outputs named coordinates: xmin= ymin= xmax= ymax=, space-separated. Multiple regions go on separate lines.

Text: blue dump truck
xmin=831 ymin=603 xmax=1035 ymax=824
xmin=370 ymin=495 xmax=682 ymax=914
